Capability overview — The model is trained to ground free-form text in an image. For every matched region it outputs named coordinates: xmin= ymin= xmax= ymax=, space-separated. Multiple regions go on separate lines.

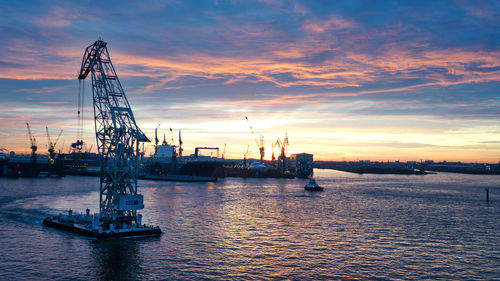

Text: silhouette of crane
xmin=46 ymin=126 xmax=63 ymax=164
xmin=26 ymin=123 xmax=37 ymax=163
xmin=178 ymin=130 xmax=183 ymax=157
xmin=245 ymin=116 xmax=264 ymax=163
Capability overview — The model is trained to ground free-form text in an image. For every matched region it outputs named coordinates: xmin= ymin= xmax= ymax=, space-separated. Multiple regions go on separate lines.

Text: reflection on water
xmin=90 ymin=237 xmax=160 ymax=281
xmin=0 ymin=171 xmax=499 ymax=280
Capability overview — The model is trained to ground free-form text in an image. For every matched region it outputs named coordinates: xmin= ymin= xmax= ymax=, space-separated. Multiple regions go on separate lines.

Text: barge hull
xmin=43 ymin=218 xmax=161 ymax=238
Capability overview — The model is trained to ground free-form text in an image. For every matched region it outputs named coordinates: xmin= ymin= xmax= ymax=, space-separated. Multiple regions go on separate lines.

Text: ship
xmin=304 ymin=178 xmax=324 ymax=191
xmin=57 ymin=151 xmax=100 ymax=176
xmin=141 ymin=134 xmax=223 ymax=182
xmin=0 ymin=152 xmax=41 ymax=177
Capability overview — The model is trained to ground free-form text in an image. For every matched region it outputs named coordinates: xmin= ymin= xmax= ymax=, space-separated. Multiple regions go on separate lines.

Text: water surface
xmin=0 ymin=169 xmax=499 ymax=280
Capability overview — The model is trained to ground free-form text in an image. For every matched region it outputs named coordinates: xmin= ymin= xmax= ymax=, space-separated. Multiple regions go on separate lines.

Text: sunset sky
xmin=0 ymin=0 xmax=499 ymax=162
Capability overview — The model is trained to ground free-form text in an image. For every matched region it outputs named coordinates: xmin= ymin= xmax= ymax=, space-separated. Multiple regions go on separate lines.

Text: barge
xmin=43 ymin=210 xmax=161 ymax=238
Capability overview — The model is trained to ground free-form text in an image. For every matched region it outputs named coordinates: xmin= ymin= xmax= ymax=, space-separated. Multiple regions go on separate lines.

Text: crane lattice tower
xmin=78 ymin=40 xmax=149 ymax=226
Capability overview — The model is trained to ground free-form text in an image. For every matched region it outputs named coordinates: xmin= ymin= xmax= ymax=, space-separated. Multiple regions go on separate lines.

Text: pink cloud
xmin=35 ymin=18 xmax=72 ymax=28
xmin=302 ymin=16 xmax=356 ymax=33
xmin=40 ymin=101 xmax=69 ymax=105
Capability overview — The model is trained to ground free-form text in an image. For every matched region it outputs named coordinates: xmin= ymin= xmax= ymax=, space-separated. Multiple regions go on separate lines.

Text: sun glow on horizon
xmin=0 ymin=1 xmax=499 ymax=163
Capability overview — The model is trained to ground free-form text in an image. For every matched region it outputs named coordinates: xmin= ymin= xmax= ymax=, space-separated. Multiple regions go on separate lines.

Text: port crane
xmin=272 ymin=138 xmax=282 ymax=161
xmin=154 ymin=125 xmax=160 ymax=155
xmin=26 ymin=123 xmax=37 ymax=163
xmin=169 ymin=128 xmax=179 ymax=158
xmin=245 ymin=116 xmax=265 ymax=162
xmin=272 ymin=133 xmax=289 ymax=174
xmin=283 ymin=133 xmax=289 ymax=153
xmin=178 ymin=130 xmax=183 ymax=157
xmin=273 ymin=133 xmax=289 ymax=156
xmin=77 ymin=40 xmax=149 ymax=229
xmin=169 ymin=128 xmax=174 ymax=145
xmin=243 ymin=144 xmax=250 ymax=166
xmin=46 ymin=127 xmax=63 ymax=164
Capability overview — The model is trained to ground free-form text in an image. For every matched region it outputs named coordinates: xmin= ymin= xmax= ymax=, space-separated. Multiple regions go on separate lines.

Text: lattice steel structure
xmin=78 ymin=40 xmax=148 ymax=225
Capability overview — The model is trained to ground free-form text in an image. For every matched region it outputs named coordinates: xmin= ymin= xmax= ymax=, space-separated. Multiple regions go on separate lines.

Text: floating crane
xmin=26 ymin=123 xmax=37 ymax=163
xmin=46 ymin=126 xmax=63 ymax=164
xmin=245 ymin=116 xmax=264 ymax=163
xmin=78 ymin=39 xmax=149 ymax=223
xmin=44 ymin=40 xmax=160 ymax=237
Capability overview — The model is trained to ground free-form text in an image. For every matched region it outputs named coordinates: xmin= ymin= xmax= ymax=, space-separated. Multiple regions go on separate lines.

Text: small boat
xmin=304 ymin=178 xmax=324 ymax=191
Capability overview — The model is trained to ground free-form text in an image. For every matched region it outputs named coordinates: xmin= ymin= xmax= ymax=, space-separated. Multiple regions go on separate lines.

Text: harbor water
xmin=0 ymin=169 xmax=499 ymax=280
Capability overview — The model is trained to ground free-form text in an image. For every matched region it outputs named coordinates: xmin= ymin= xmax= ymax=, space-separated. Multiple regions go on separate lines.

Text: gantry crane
xmin=46 ymin=126 xmax=63 ymax=164
xmin=77 ymin=40 xmax=149 ymax=228
xmin=245 ymin=116 xmax=264 ymax=162
xmin=26 ymin=123 xmax=37 ymax=163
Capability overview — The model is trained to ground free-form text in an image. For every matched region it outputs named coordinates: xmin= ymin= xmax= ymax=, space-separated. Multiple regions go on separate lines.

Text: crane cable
xmin=77 ymin=79 xmax=81 ymax=142
xmin=81 ymin=79 xmax=84 ymax=143
xmin=77 ymin=79 xmax=85 ymax=146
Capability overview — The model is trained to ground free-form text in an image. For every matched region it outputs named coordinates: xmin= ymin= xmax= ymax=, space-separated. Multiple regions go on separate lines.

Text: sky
xmin=0 ymin=0 xmax=499 ymax=162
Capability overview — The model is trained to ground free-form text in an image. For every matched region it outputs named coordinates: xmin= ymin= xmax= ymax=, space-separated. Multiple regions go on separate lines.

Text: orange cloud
xmin=3 ymin=34 xmax=500 ymax=97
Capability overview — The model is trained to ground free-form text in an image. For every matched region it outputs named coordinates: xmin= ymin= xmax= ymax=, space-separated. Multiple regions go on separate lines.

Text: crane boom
xmin=46 ymin=126 xmax=54 ymax=161
xmin=244 ymin=116 xmax=265 ymax=162
xmin=78 ymin=40 xmax=149 ymax=223
xmin=46 ymin=126 xmax=52 ymax=146
xmin=283 ymin=133 xmax=289 ymax=153
xmin=245 ymin=116 xmax=260 ymax=147
xmin=54 ymin=130 xmax=63 ymax=147
xmin=46 ymin=127 xmax=63 ymax=162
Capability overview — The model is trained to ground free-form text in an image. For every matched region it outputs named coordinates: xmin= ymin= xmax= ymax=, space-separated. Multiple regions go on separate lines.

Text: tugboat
xmin=304 ymin=178 xmax=324 ymax=191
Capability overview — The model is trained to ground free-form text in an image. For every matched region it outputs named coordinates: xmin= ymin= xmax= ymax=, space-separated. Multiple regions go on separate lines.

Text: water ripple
xmin=0 ymin=171 xmax=499 ymax=280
